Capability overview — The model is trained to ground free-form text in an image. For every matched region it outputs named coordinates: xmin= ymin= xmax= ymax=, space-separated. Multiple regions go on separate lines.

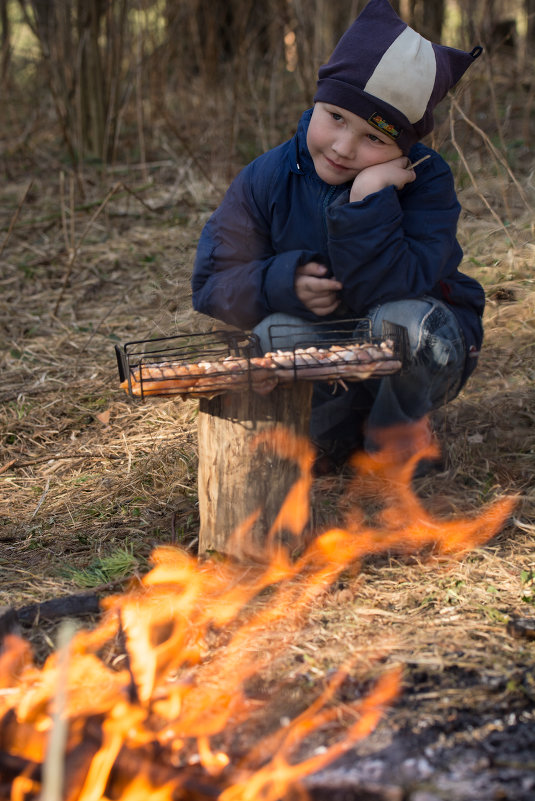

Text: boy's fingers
xmin=297 ymin=276 xmax=341 ymax=296
xmin=312 ymin=289 xmax=337 ymax=303
xmin=311 ymin=293 xmax=341 ymax=311
xmin=297 ymin=262 xmax=327 ymax=277
xmin=308 ymin=277 xmax=343 ymax=291
xmin=312 ymin=299 xmax=341 ymax=315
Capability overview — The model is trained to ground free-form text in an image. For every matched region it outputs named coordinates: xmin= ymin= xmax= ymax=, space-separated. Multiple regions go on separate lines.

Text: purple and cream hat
xmin=314 ymin=0 xmax=482 ymax=153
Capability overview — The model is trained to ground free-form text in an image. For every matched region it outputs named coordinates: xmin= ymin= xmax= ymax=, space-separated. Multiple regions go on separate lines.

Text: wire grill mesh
xmin=264 ymin=318 xmax=411 ymax=381
xmin=115 ymin=320 xmax=410 ymax=399
xmin=115 ymin=331 xmax=265 ymax=399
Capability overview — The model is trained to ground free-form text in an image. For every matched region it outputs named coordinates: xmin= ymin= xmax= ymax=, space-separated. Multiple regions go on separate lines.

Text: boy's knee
xmin=366 ymin=297 xmax=464 ymax=363
xmin=253 ymin=313 xmax=318 ymax=354
xmin=417 ymin=304 xmax=465 ymax=378
xmin=366 ymin=298 xmax=466 ymax=407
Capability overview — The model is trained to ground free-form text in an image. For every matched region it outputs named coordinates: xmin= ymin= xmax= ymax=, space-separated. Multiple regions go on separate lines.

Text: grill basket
xmin=115 ymin=320 xmax=411 ymax=400
xmin=115 ymin=330 xmax=262 ymax=400
xmin=264 ymin=318 xmax=411 ymax=379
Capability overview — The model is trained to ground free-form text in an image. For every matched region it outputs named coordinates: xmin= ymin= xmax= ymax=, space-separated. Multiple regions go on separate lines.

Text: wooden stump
xmin=197 ymin=383 xmax=313 ymax=560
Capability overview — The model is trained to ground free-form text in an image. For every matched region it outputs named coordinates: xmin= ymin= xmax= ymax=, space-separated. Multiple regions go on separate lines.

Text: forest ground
xmin=0 ymin=113 xmax=534 ymax=798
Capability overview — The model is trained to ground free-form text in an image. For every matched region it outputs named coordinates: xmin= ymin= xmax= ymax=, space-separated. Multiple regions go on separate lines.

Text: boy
xmin=192 ymin=0 xmax=485 ymax=473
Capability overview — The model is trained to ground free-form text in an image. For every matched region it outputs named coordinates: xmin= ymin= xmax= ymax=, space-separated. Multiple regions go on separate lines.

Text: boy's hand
xmin=295 ymin=262 xmax=343 ymax=315
xmin=350 ymin=156 xmax=417 ymax=203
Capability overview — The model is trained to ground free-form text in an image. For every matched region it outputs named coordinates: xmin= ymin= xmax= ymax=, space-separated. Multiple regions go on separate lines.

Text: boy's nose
xmin=332 ymin=136 xmax=356 ymax=160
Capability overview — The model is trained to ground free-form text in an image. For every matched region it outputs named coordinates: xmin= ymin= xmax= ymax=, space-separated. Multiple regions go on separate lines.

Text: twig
xmin=0 ymin=459 xmax=16 ymax=475
xmin=6 ymin=184 xmax=159 ymax=228
xmin=406 ymin=155 xmax=431 ymax=170
xmin=483 ymin=54 xmax=507 ymax=154
xmin=53 ymin=182 xmax=122 ymax=315
xmin=170 ymin=509 xmax=178 ymax=543
xmin=0 ymin=180 xmax=34 ymax=258
xmin=59 ymin=171 xmax=70 ymax=253
xmin=40 ymin=621 xmax=76 ymax=801
xmin=6 ymin=453 xmax=123 ymax=470
xmin=17 ymin=594 xmax=102 ymax=625
xmin=159 ymin=105 xmax=220 ymax=192
xmin=0 ymin=585 xmax=129 ymax=637
xmin=69 ymin=173 xmax=76 ymax=256
xmin=122 ymin=432 xmax=132 ymax=475
xmin=31 ymin=477 xmax=51 ymax=520
xmin=119 ymin=181 xmax=162 ymax=213
xmin=451 ymin=96 xmax=533 ymax=214
xmin=449 ymin=107 xmax=514 ymax=245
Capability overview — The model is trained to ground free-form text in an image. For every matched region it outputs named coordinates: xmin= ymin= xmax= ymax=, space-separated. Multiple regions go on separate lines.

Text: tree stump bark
xmin=197 ymin=383 xmax=313 ymax=560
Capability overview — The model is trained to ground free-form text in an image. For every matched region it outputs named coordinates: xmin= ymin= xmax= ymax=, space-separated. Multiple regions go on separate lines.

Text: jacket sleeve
xmin=192 ymin=161 xmax=321 ymax=329
xmin=326 ymin=153 xmax=463 ymax=315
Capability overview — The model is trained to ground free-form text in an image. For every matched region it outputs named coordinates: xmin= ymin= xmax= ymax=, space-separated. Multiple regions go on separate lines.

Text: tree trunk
xmin=0 ymin=0 xmax=9 ymax=82
xmin=422 ymin=0 xmax=445 ymax=42
xmin=527 ymin=0 xmax=535 ymax=57
xmin=197 ymin=383 xmax=313 ymax=561
xmin=77 ymin=0 xmax=106 ymax=160
xmin=408 ymin=0 xmax=444 ymax=41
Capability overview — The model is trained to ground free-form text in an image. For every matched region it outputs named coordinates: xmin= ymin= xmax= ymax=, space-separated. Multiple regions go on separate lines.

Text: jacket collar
xmin=289 ymin=108 xmax=316 ymax=175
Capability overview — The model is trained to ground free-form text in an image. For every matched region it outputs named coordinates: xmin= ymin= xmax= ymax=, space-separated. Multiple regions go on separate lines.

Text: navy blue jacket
xmin=192 ymin=109 xmax=484 ymax=379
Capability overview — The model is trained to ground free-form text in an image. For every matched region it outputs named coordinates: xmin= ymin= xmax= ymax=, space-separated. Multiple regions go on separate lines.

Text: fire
xmin=0 ymin=420 xmax=515 ymax=800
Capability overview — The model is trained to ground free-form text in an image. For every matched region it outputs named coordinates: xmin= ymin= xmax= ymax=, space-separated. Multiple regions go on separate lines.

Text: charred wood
xmin=0 ymin=593 xmax=102 ymax=642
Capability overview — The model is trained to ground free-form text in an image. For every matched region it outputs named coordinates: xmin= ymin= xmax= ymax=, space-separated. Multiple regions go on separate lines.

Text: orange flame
xmin=0 ymin=420 xmax=515 ymax=800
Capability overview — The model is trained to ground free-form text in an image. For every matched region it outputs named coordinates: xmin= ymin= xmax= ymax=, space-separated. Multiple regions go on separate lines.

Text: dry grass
xmin=0 ymin=116 xmax=534 ymax=767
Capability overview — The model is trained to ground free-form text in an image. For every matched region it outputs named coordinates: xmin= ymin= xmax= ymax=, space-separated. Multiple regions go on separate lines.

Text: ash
xmin=306 ymin=710 xmax=535 ymax=801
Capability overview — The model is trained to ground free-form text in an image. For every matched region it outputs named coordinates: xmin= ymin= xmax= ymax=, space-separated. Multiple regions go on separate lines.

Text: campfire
xmin=0 ymin=426 xmax=514 ymax=801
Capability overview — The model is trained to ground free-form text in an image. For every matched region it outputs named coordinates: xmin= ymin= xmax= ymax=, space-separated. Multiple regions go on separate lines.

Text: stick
xmin=31 ymin=477 xmax=51 ymax=520
xmin=406 ymin=155 xmax=431 ymax=170
xmin=4 ymin=453 xmax=122 ymax=469
xmin=449 ymin=107 xmax=513 ymax=243
xmin=119 ymin=181 xmax=162 ymax=213
xmin=18 ymin=594 xmax=102 ymax=624
xmin=450 ymin=96 xmax=533 ymax=214
xmin=40 ymin=621 xmax=76 ymax=801
xmin=0 ymin=591 xmax=110 ymax=638
xmin=59 ymin=171 xmax=71 ymax=254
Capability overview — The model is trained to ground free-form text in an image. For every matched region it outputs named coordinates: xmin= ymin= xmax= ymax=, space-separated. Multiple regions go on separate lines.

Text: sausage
xmin=120 ymin=340 xmax=400 ymax=397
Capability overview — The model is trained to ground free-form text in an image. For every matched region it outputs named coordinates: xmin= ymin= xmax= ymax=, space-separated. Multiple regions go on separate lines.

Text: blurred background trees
xmin=0 ymin=0 xmax=533 ymax=178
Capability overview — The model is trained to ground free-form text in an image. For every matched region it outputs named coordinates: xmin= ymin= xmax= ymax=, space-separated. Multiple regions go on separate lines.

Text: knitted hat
xmin=314 ymin=0 xmax=482 ymax=153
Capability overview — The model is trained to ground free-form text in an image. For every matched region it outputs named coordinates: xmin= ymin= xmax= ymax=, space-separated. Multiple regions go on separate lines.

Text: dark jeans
xmin=253 ymin=297 xmax=466 ymax=454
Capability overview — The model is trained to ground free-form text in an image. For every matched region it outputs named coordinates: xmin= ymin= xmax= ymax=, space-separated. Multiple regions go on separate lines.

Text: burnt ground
xmin=307 ymin=664 xmax=535 ymax=800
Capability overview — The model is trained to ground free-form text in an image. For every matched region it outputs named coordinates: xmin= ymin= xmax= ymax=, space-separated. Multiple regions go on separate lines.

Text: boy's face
xmin=306 ymin=102 xmax=403 ymax=185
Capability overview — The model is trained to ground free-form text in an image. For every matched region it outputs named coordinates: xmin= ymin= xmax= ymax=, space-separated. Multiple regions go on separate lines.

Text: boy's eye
xmin=330 ymin=112 xmax=343 ymax=121
xmin=367 ymin=133 xmax=384 ymax=143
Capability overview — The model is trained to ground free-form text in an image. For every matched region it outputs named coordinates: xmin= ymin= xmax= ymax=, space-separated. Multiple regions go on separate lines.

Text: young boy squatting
xmin=192 ymin=0 xmax=485 ymax=474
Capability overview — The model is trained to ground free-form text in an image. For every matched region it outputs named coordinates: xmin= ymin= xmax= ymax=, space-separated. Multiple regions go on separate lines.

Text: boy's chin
xmin=317 ymin=173 xmax=354 ymax=187
xmin=314 ymin=165 xmax=355 ymax=186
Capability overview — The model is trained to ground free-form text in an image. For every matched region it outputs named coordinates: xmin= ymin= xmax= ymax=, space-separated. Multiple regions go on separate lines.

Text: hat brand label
xmin=368 ymin=112 xmax=401 ymax=139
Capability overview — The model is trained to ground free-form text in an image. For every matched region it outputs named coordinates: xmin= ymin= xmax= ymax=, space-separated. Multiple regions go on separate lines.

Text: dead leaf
xmin=96 ymin=409 xmax=111 ymax=426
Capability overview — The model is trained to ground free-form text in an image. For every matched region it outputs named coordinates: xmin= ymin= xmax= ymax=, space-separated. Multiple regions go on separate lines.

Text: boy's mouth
xmin=323 ymin=154 xmax=352 ymax=172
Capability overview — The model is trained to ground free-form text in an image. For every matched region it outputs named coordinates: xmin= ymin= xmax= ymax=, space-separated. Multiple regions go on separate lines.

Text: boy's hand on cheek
xmin=295 ymin=262 xmax=343 ymax=316
xmin=349 ymin=156 xmax=416 ymax=203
